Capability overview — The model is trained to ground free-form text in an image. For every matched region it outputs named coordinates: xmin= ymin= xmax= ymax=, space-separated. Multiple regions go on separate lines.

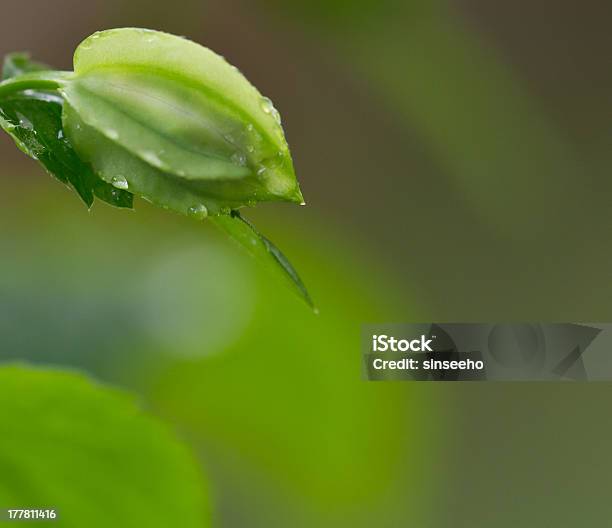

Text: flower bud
xmin=60 ymin=28 xmax=304 ymax=217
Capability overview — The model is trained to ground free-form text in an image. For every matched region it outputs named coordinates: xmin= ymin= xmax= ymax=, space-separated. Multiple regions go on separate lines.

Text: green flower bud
xmin=60 ymin=28 xmax=304 ymax=216
xmin=0 ymin=28 xmax=304 ymax=217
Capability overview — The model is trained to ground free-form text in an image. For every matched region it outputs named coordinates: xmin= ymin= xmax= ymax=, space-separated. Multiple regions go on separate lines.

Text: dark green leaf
xmin=0 ymin=91 xmax=133 ymax=209
xmin=211 ymin=211 xmax=315 ymax=310
xmin=1 ymin=53 xmax=133 ymax=209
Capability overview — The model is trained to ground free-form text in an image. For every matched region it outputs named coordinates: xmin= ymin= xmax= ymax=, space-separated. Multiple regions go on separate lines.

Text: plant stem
xmin=0 ymin=71 xmax=72 ymax=98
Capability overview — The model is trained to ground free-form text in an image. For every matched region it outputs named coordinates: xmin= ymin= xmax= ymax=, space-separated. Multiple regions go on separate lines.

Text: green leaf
xmin=211 ymin=211 xmax=315 ymax=310
xmin=0 ymin=56 xmax=133 ymax=209
xmin=0 ymin=93 xmax=132 ymax=209
xmin=0 ymin=365 xmax=209 ymax=528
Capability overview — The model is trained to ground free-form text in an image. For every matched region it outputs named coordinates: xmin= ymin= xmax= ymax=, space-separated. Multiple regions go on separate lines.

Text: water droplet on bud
xmin=231 ymin=152 xmax=247 ymax=166
xmin=260 ymin=97 xmax=281 ymax=124
xmin=188 ymin=204 xmax=208 ymax=219
xmin=111 ymin=175 xmax=129 ymax=190
xmin=260 ymin=97 xmax=273 ymax=113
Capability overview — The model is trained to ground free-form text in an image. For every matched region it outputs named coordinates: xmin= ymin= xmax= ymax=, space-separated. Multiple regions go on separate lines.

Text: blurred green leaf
xmin=0 ymin=55 xmax=133 ymax=209
xmin=0 ymin=365 xmax=209 ymax=528
xmin=212 ymin=211 xmax=314 ymax=309
xmin=146 ymin=224 xmax=422 ymax=519
xmin=2 ymin=53 xmax=50 ymax=80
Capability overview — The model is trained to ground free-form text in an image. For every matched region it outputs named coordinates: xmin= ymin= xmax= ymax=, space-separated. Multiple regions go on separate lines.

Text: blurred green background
xmin=0 ymin=0 xmax=611 ymax=526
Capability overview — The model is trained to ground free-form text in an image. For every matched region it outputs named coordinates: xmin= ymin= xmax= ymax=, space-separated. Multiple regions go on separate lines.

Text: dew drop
xmin=260 ymin=97 xmax=282 ymax=124
xmin=231 ymin=152 xmax=247 ymax=166
xmin=17 ymin=113 xmax=33 ymax=130
xmin=256 ymin=165 xmax=267 ymax=176
xmin=111 ymin=175 xmax=129 ymax=190
xmin=188 ymin=204 xmax=208 ymax=220
xmin=260 ymin=97 xmax=274 ymax=114
xmin=57 ymin=130 xmax=64 ymax=140
xmin=300 ymin=201 xmax=306 ymax=206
